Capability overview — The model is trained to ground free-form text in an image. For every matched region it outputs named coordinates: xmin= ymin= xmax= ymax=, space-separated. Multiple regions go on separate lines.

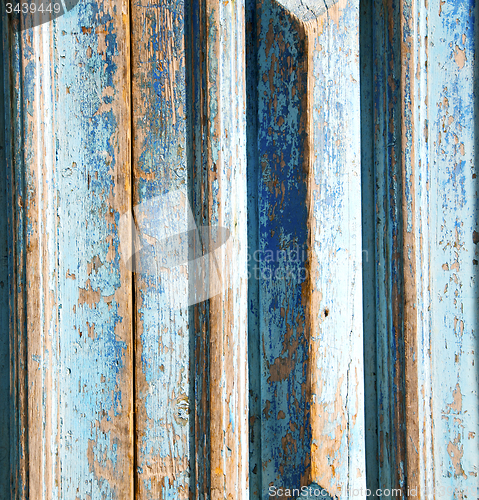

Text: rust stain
xmin=454 ymin=45 xmax=466 ymax=69
xmin=325 ymin=0 xmax=348 ymax=27
xmin=447 ymin=383 xmax=463 ymax=413
xmin=86 ymin=255 xmax=103 ymax=275
xmin=447 ymin=434 xmax=467 ymax=478
xmin=78 ymin=279 xmax=102 ymax=308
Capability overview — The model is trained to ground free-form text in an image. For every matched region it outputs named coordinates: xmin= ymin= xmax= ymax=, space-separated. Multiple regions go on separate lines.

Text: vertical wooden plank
xmin=359 ymin=0 xmax=379 ymax=495
xmin=429 ymin=0 xmax=479 ymax=495
xmin=54 ymin=1 xmax=134 ymax=495
xmin=130 ymin=0 xmax=190 ymax=497
xmin=4 ymin=0 xmax=134 ymax=497
xmin=189 ymin=0 xmax=249 ymax=497
xmin=24 ymin=22 xmax=55 ymax=500
xmin=410 ymin=1 xmax=436 ymax=495
xmin=130 ymin=0 xmax=248 ymax=496
xmin=306 ymin=1 xmax=365 ymax=496
xmin=0 ymin=11 xmax=11 ymax=498
xmin=371 ymin=0 xmax=408 ymax=493
xmin=3 ymin=9 xmax=28 ymax=497
xmin=371 ymin=0 xmax=432 ymax=494
xmin=254 ymin=0 xmax=365 ymax=497
xmin=255 ymin=0 xmax=311 ymax=494
xmin=370 ymin=0 xmax=479 ymax=496
xmin=399 ymin=0 xmax=423 ymax=493
xmin=246 ymin=0 xmax=262 ymax=496
xmin=188 ymin=3 xmax=208 ymax=493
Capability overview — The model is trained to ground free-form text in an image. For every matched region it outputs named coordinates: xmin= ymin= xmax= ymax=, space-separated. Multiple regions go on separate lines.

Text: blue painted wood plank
xmin=254 ymin=0 xmax=365 ymax=497
xmin=368 ymin=0 xmax=479 ymax=496
xmin=2 ymin=0 xmax=477 ymax=498
xmin=429 ymin=0 xmax=478 ymax=494
xmin=3 ymin=10 xmax=30 ymax=498
xmin=246 ymin=0 xmax=263 ymax=496
xmin=130 ymin=0 xmax=191 ymax=497
xmin=0 ymin=10 xmax=11 ymax=498
xmin=188 ymin=0 xmax=249 ymax=497
xmin=4 ymin=1 xmax=135 ymax=497
xmin=359 ymin=0 xmax=379 ymax=496
xmin=255 ymin=0 xmax=312 ymax=493
xmin=55 ymin=1 xmax=135 ymax=494
xmin=53 ymin=3 xmax=134 ymax=496
xmin=306 ymin=1 xmax=365 ymax=494
xmin=370 ymin=0 xmax=409 ymax=492
xmin=130 ymin=0 xmax=248 ymax=497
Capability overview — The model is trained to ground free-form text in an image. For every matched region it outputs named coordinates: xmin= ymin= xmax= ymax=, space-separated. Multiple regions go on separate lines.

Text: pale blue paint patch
xmin=308 ymin=0 xmax=365 ymax=494
xmin=430 ymin=0 xmax=479 ymax=492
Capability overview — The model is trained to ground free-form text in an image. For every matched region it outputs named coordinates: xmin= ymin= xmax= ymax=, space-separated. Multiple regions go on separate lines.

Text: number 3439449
xmin=5 ymin=2 xmax=62 ymax=14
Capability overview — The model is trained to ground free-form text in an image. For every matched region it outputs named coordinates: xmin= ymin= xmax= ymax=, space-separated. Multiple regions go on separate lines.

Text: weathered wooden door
xmin=1 ymin=0 xmax=478 ymax=498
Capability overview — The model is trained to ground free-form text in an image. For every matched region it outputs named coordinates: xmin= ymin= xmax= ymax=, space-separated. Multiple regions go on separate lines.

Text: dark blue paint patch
xmin=256 ymin=0 xmax=311 ymax=493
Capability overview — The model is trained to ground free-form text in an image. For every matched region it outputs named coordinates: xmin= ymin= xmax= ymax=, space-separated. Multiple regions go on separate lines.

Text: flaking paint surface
xmin=4 ymin=0 xmax=134 ymax=497
xmin=429 ymin=0 xmax=479 ymax=493
xmin=368 ymin=0 xmax=479 ymax=497
xmin=189 ymin=0 xmax=249 ymax=497
xmin=130 ymin=0 xmax=190 ymax=497
xmin=3 ymin=0 xmax=479 ymax=498
xmin=255 ymin=0 xmax=365 ymax=497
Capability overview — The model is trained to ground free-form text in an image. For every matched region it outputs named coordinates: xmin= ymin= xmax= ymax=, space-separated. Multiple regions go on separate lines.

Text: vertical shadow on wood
xmin=0 ymin=10 xmax=11 ymax=499
xmin=185 ymin=0 xmax=200 ymax=495
xmin=359 ymin=0 xmax=379 ymax=496
xmin=246 ymin=0 xmax=263 ymax=497
xmin=2 ymin=12 xmax=27 ymax=498
xmin=370 ymin=0 xmax=408 ymax=492
xmin=186 ymin=0 xmax=211 ymax=495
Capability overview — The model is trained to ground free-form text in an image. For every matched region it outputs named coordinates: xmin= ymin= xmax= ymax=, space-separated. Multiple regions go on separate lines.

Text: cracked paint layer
xmin=253 ymin=0 xmax=365 ymax=497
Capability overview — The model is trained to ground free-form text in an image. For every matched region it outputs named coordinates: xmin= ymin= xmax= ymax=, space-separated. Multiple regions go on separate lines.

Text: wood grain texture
xmin=371 ymin=0 xmax=409 ymax=492
xmin=367 ymin=0 xmax=479 ymax=497
xmin=188 ymin=0 xmax=249 ymax=497
xmin=359 ymin=0 xmax=379 ymax=496
xmin=54 ymin=2 xmax=134 ymax=497
xmin=428 ymin=0 xmax=478 ymax=494
xmin=305 ymin=1 xmax=365 ymax=495
xmin=245 ymin=0 xmax=262 ymax=496
xmin=3 ymin=0 xmax=479 ymax=498
xmin=130 ymin=0 xmax=190 ymax=497
xmin=255 ymin=0 xmax=312 ymax=493
xmin=254 ymin=0 xmax=365 ymax=497
xmin=3 ymin=0 xmax=134 ymax=497
xmin=0 ymin=11 xmax=11 ymax=498
xmin=3 ymin=11 xmax=29 ymax=497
